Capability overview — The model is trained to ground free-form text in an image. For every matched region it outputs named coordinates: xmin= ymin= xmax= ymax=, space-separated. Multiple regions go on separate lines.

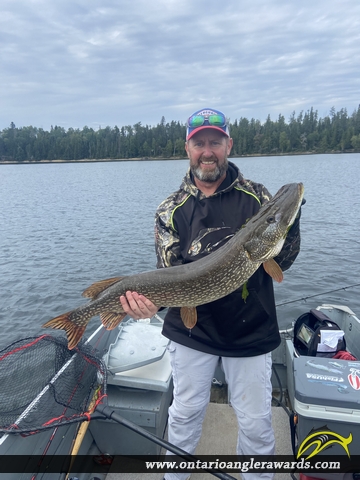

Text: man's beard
xmin=190 ymin=157 xmax=229 ymax=182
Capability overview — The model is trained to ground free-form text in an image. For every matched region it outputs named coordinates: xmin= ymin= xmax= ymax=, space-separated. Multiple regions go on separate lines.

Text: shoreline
xmin=0 ymin=150 xmax=358 ymax=165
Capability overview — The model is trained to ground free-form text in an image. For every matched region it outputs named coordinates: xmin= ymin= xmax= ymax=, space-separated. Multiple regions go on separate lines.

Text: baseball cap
xmin=186 ymin=108 xmax=230 ymax=141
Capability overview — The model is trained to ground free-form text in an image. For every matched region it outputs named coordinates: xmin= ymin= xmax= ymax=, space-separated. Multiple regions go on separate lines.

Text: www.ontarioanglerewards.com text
xmin=145 ymin=457 xmax=342 ymax=473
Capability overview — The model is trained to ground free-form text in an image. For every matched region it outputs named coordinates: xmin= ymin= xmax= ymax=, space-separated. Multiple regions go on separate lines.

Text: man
xmin=120 ymin=108 xmax=302 ymax=480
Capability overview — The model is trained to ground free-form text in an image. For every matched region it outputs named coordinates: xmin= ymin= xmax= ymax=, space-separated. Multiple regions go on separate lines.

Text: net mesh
xmin=0 ymin=334 xmax=107 ymax=435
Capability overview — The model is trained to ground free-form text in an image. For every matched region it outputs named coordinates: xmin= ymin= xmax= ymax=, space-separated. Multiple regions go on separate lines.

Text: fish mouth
xmin=271 ymin=182 xmax=304 ymax=227
xmin=297 ymin=182 xmax=305 ymax=201
xmin=288 ymin=183 xmax=305 ymax=225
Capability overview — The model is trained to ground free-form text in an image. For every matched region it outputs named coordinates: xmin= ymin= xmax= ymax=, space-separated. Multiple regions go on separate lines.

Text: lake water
xmin=1 ymin=154 xmax=359 ymax=349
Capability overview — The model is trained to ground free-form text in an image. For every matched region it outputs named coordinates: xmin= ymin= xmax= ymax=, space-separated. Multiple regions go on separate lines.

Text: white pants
xmin=164 ymin=342 xmax=275 ymax=480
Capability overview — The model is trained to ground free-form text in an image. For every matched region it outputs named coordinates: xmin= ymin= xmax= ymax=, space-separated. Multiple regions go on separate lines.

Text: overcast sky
xmin=1 ymin=0 xmax=360 ymax=132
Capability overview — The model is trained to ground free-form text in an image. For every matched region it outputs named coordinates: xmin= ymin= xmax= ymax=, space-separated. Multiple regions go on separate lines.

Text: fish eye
xmin=267 ymin=215 xmax=276 ymax=223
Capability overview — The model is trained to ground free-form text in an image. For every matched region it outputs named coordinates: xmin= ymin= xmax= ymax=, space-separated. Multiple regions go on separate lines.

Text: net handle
xmin=95 ymin=404 xmax=236 ymax=480
xmin=64 ymin=386 xmax=101 ymax=480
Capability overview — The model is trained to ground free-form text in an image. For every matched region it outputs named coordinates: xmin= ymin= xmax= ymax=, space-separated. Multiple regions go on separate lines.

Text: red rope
xmin=42 ymin=414 xmax=68 ymax=427
xmin=95 ymin=394 xmax=107 ymax=407
xmin=0 ymin=335 xmax=49 ymax=362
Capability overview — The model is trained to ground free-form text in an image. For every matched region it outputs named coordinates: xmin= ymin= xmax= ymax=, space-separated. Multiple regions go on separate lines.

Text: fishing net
xmin=0 ymin=333 xmax=236 ymax=480
xmin=0 ymin=334 xmax=107 ymax=435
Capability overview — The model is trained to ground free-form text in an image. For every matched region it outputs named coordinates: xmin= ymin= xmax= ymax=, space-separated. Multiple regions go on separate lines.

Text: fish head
xmin=243 ymin=183 xmax=304 ymax=263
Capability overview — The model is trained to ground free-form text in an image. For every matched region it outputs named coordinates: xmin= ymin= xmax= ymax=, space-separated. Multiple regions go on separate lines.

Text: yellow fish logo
xmin=297 ymin=426 xmax=352 ymax=459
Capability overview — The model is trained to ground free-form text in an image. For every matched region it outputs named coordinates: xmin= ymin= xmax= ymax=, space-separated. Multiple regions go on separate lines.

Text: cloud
xmin=1 ymin=0 xmax=359 ymax=131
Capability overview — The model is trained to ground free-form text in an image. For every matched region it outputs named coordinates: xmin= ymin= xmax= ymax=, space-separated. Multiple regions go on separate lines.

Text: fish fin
xmin=242 ymin=282 xmax=249 ymax=302
xmin=82 ymin=277 xmax=124 ymax=299
xmin=180 ymin=306 xmax=198 ymax=329
xmin=42 ymin=312 xmax=86 ymax=350
xmin=263 ymin=259 xmax=283 ymax=283
xmin=100 ymin=312 xmax=127 ymax=330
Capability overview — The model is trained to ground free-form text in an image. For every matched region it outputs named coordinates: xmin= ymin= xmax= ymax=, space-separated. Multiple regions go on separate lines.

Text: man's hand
xmin=119 ymin=291 xmax=159 ymax=320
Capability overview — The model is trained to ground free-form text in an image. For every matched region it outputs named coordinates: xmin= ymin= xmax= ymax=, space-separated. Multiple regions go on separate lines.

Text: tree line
xmin=1 ymin=105 xmax=360 ymax=162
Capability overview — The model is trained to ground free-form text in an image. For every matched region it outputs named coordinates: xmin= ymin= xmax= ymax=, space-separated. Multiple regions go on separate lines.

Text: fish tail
xmin=42 ymin=311 xmax=87 ymax=350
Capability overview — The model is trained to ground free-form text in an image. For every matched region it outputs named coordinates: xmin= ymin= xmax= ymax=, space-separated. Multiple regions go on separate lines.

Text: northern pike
xmin=43 ymin=182 xmax=304 ymax=349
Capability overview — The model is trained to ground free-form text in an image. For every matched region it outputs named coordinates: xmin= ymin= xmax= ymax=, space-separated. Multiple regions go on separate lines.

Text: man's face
xmin=185 ymin=129 xmax=233 ymax=183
